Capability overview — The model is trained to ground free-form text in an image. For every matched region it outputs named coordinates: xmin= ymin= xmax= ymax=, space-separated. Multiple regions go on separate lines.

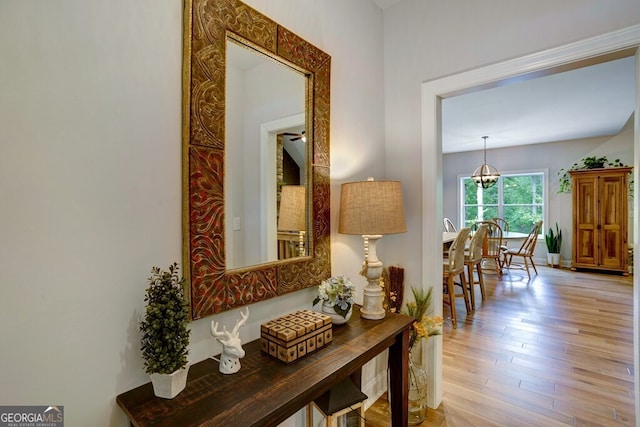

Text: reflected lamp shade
xmin=338 ymin=179 xmax=407 ymax=236
xmin=278 ymin=185 xmax=306 ymax=231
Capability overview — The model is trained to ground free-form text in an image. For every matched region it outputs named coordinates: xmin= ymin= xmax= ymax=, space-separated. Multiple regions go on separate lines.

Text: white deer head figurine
xmin=210 ymin=307 xmax=249 ymax=374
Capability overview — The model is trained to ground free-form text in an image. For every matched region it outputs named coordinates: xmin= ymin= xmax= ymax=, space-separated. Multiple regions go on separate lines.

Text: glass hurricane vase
xmin=408 ymin=353 xmax=428 ymax=425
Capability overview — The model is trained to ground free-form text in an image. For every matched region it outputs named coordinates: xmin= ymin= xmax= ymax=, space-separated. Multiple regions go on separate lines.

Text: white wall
xmin=443 ymin=121 xmax=634 ymax=264
xmin=0 ymin=1 xmax=384 ymax=426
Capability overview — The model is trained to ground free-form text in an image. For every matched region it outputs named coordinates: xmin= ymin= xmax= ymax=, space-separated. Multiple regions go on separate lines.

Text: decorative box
xmin=260 ymin=310 xmax=333 ymax=364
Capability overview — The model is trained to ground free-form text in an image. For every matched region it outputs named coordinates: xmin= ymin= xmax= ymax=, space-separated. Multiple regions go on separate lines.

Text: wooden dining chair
xmin=492 ymin=217 xmax=510 ymax=255
xmin=504 ymin=220 xmax=543 ymax=279
xmin=491 ymin=217 xmax=509 ymax=234
xmin=464 ymin=224 xmax=488 ymax=310
xmin=472 ymin=220 xmax=504 ymax=277
xmin=443 ymin=227 xmax=471 ymax=328
xmin=443 ymin=217 xmax=457 ymax=232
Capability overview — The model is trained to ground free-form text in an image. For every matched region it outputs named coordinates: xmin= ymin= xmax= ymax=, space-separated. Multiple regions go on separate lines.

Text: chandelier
xmin=471 ymin=136 xmax=500 ymax=189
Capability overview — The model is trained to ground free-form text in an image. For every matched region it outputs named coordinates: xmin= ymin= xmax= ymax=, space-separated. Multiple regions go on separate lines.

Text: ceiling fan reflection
xmin=283 ymin=131 xmax=306 ymax=142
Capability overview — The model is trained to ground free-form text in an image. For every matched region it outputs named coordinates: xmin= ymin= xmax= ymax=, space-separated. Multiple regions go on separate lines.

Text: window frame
xmin=457 ymin=168 xmax=549 ymax=234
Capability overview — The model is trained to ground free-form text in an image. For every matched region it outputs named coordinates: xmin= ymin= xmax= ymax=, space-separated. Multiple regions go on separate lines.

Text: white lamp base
xmin=360 ymin=235 xmax=386 ymax=320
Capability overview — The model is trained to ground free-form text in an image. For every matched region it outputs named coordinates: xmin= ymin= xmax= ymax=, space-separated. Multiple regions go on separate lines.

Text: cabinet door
xmin=599 ymin=173 xmax=627 ymax=269
xmin=573 ymin=176 xmax=598 ymax=266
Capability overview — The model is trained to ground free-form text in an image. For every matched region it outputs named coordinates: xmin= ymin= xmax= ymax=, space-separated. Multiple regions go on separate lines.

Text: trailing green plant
xmin=140 ymin=262 xmax=190 ymax=375
xmin=557 ymin=156 xmax=628 ymax=193
xmin=545 ymin=223 xmax=562 ymax=253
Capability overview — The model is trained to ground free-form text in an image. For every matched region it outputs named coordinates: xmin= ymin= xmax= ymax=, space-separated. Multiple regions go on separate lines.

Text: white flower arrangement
xmin=313 ymin=275 xmax=356 ymax=318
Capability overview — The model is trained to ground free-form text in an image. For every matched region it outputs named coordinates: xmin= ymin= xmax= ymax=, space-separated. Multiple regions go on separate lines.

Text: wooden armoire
xmin=569 ymin=167 xmax=632 ymax=274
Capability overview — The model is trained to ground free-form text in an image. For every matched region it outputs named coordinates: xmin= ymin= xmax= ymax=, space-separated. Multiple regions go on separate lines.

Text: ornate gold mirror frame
xmin=182 ymin=0 xmax=331 ymax=320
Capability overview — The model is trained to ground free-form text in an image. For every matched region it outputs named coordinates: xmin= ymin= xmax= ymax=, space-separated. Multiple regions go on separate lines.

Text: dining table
xmin=502 ymin=231 xmax=530 ymax=241
xmin=443 ymin=231 xmax=458 ymax=244
xmin=442 ymin=230 xmax=529 ymax=243
xmin=442 ymin=229 xmax=531 ymax=274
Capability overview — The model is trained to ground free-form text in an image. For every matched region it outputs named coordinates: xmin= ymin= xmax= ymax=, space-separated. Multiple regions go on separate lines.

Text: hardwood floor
xmin=365 ymin=265 xmax=635 ymax=426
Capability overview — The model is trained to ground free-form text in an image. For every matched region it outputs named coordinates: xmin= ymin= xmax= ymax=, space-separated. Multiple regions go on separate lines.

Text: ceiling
xmin=369 ymin=1 xmax=635 ymax=155
xmin=442 ymin=56 xmax=636 ymax=154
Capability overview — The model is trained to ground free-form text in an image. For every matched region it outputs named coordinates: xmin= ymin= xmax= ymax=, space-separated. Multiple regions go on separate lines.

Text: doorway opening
xmin=421 ymin=26 xmax=640 ymax=411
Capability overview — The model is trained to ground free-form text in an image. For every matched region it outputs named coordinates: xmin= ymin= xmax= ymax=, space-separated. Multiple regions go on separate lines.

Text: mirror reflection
xmin=225 ymin=38 xmax=308 ymax=269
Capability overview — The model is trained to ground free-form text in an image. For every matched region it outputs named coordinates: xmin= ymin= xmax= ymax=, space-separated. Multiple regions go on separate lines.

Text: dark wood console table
xmin=117 ymin=307 xmax=412 ymax=426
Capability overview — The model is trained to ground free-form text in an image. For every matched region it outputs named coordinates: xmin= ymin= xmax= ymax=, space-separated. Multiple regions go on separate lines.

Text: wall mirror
xmin=225 ymin=38 xmax=308 ymax=269
xmin=183 ymin=0 xmax=331 ymax=320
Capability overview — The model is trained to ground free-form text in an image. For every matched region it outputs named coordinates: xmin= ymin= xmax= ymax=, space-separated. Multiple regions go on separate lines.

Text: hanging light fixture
xmin=471 ymin=136 xmax=500 ymax=189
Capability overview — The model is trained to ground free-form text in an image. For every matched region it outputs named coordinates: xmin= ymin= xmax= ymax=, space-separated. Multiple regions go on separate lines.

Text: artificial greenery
xmin=402 ymin=286 xmax=442 ymax=352
xmin=313 ymin=275 xmax=356 ymax=318
xmin=545 ymin=223 xmax=563 ymax=253
xmin=140 ymin=263 xmax=190 ymax=375
xmin=557 ymin=156 xmax=627 ymax=193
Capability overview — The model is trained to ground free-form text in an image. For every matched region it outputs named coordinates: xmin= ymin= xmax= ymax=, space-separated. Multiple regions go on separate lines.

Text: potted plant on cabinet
xmin=545 ymin=223 xmax=563 ymax=268
xmin=557 ymin=156 xmax=628 ymax=193
xmin=140 ymin=262 xmax=190 ymax=399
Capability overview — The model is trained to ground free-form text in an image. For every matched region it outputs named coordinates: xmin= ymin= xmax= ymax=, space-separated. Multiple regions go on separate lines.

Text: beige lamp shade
xmin=338 ymin=179 xmax=407 ymax=235
xmin=278 ymin=185 xmax=306 ymax=231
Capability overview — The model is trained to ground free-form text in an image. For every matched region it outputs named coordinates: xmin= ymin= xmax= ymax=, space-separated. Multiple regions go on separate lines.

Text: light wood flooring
xmin=365 ymin=265 xmax=635 ymax=426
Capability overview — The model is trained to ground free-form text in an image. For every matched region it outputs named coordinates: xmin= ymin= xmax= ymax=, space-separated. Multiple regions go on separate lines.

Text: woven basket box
xmin=260 ymin=310 xmax=333 ymax=364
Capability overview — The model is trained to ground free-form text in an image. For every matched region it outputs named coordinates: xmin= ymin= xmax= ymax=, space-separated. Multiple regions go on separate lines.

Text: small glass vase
xmin=408 ymin=354 xmax=428 ymax=425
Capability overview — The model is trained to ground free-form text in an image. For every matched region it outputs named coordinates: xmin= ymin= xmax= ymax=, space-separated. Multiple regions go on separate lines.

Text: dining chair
xmin=504 ymin=220 xmax=543 ymax=279
xmin=492 ymin=217 xmax=510 ymax=255
xmin=472 ymin=221 xmax=504 ymax=277
xmin=443 ymin=217 xmax=457 ymax=232
xmin=443 ymin=227 xmax=471 ymax=328
xmin=464 ymin=224 xmax=488 ymax=310
xmin=491 ymin=217 xmax=509 ymax=233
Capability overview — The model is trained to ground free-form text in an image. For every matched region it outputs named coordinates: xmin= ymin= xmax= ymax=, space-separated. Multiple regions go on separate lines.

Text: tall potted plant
xmin=140 ymin=263 xmax=190 ymax=399
xmin=545 ymin=223 xmax=562 ymax=268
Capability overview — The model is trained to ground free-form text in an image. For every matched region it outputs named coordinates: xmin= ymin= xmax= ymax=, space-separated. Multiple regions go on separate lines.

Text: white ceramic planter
xmin=547 ymin=253 xmax=561 ymax=267
xmin=150 ymin=366 xmax=189 ymax=399
xmin=322 ymin=302 xmax=352 ymax=325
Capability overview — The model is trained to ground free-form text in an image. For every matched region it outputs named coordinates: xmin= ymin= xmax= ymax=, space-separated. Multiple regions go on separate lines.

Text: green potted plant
xmin=140 ymin=262 xmax=190 ymax=399
xmin=557 ymin=156 xmax=627 ymax=193
xmin=545 ymin=223 xmax=563 ymax=267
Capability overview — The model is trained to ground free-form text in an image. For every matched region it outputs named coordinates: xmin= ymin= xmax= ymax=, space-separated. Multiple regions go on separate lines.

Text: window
xmin=460 ymin=171 xmax=546 ymax=233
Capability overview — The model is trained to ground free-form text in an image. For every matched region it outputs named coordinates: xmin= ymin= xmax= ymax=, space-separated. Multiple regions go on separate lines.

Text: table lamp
xmin=338 ymin=178 xmax=407 ymax=320
xmin=278 ymin=185 xmax=306 ymax=257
